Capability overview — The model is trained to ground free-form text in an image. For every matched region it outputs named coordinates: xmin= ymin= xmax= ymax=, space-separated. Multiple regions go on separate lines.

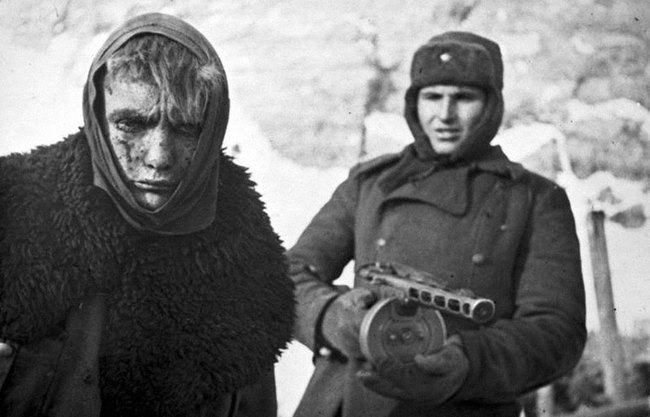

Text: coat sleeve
xmin=286 ymin=175 xmax=358 ymax=351
xmin=455 ymin=181 xmax=586 ymax=402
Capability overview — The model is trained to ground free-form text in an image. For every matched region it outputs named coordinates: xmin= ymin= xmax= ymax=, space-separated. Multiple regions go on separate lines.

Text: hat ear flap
xmin=404 ymin=86 xmax=439 ymax=159
xmin=447 ymin=88 xmax=504 ymax=162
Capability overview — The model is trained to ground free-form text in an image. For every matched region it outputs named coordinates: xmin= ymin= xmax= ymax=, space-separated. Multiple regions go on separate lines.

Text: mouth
xmin=434 ymin=128 xmax=461 ymax=140
xmin=133 ymin=180 xmax=178 ymax=192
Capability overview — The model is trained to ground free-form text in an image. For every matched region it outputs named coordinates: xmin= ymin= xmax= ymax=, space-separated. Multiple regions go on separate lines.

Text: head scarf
xmin=379 ymin=31 xmax=504 ymax=193
xmin=83 ymin=13 xmax=230 ymax=235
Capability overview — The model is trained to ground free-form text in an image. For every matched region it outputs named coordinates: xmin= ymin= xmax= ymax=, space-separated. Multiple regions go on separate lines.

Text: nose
xmin=438 ymin=96 xmax=456 ymax=122
xmin=143 ymin=124 xmax=174 ymax=170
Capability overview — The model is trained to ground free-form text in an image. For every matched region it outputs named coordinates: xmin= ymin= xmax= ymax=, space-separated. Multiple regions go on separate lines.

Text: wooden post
xmin=586 ymin=210 xmax=627 ymax=403
xmin=536 ymin=385 xmax=555 ymax=415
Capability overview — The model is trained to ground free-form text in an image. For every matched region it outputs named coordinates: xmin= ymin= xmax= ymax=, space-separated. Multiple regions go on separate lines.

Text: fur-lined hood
xmin=0 ymin=132 xmax=294 ymax=414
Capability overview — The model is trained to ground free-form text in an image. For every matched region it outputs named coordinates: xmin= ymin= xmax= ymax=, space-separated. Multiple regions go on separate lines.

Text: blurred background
xmin=1 ymin=0 xmax=649 ymax=415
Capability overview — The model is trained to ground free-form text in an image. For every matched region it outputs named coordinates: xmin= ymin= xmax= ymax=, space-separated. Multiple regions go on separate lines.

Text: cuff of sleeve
xmin=313 ymin=294 xmax=349 ymax=362
xmin=292 ymin=276 xmax=339 ymax=350
xmin=452 ymin=330 xmax=519 ymax=404
xmin=315 ymin=294 xmax=340 ymax=347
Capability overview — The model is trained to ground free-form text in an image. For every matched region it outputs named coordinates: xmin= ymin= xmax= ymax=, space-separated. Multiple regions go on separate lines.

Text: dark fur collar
xmin=0 ymin=132 xmax=294 ymax=412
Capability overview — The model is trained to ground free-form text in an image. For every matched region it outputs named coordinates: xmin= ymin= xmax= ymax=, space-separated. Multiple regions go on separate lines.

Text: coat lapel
xmin=383 ymin=166 xmax=471 ymax=216
xmin=379 ymin=146 xmax=524 ymax=216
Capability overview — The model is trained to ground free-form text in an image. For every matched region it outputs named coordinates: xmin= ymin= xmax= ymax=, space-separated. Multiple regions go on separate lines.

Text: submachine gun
xmin=357 ymin=262 xmax=495 ymax=364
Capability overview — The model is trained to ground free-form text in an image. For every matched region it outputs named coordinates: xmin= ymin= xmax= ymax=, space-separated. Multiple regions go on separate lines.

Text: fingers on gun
xmin=341 ymin=288 xmax=377 ymax=310
xmin=353 ymin=288 xmax=377 ymax=308
xmin=357 ymin=361 xmax=409 ymax=399
xmin=414 ymin=347 xmax=458 ymax=376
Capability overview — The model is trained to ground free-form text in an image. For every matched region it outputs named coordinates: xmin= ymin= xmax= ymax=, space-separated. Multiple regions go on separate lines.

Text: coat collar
xmin=380 ymin=146 xmax=523 ymax=215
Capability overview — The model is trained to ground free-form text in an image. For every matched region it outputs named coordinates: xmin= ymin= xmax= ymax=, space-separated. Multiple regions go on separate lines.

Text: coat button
xmin=0 ymin=342 xmax=13 ymax=357
xmin=500 ymin=224 xmax=508 ymax=231
xmin=318 ymin=347 xmax=332 ymax=358
xmin=376 ymin=238 xmax=386 ymax=247
xmin=472 ymin=253 xmax=486 ymax=265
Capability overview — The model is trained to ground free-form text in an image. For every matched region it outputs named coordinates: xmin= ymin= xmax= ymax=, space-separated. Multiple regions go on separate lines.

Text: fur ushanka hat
xmin=404 ymin=31 xmax=504 ymax=162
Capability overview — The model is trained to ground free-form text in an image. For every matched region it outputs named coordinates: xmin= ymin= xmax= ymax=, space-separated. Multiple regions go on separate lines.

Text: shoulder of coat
xmin=515 ymin=165 xmax=562 ymax=190
xmin=506 ymin=161 xmax=527 ymax=180
xmin=349 ymin=152 xmax=401 ymax=178
xmin=509 ymin=166 xmax=575 ymax=215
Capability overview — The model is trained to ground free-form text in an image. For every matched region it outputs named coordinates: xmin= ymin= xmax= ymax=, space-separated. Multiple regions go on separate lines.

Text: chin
xmin=135 ymin=192 xmax=171 ymax=210
xmin=431 ymin=145 xmax=458 ymax=155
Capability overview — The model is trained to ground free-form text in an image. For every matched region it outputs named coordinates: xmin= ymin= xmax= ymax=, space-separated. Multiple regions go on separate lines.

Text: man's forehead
xmin=421 ymin=84 xmax=483 ymax=92
xmin=103 ymin=76 xmax=159 ymax=113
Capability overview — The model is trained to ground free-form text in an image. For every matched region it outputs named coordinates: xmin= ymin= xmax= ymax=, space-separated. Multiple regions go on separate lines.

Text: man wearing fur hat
xmin=288 ymin=32 xmax=585 ymax=416
xmin=0 ymin=13 xmax=294 ymax=416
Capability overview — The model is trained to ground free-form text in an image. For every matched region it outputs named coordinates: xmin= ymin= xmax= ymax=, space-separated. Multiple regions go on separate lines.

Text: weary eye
xmin=114 ymin=117 xmax=149 ymax=133
xmin=421 ymin=92 xmax=444 ymax=101
xmin=456 ymin=92 xmax=481 ymax=102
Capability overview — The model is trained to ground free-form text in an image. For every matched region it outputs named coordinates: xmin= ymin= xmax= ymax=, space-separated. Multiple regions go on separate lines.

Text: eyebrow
xmin=106 ymin=108 xmax=153 ymax=123
xmin=455 ymin=88 xmax=482 ymax=94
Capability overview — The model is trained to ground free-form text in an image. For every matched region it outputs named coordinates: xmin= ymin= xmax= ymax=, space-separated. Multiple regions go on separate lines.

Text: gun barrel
xmin=367 ymin=273 xmax=495 ymax=323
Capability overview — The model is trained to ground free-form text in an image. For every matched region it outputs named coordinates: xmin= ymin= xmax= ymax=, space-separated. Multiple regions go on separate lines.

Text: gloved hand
xmin=320 ymin=287 xmax=377 ymax=359
xmin=356 ymin=334 xmax=469 ymax=404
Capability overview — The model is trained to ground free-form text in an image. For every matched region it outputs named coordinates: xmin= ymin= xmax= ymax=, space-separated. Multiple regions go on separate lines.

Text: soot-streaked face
xmin=102 ymin=75 xmax=200 ymax=210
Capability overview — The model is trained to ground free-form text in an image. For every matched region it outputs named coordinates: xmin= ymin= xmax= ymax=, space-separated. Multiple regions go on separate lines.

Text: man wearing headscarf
xmin=0 ymin=13 xmax=294 ymax=416
xmin=288 ymin=31 xmax=586 ymax=416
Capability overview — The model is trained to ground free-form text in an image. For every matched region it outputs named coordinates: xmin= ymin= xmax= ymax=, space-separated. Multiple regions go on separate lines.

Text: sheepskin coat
xmin=0 ymin=131 xmax=295 ymax=416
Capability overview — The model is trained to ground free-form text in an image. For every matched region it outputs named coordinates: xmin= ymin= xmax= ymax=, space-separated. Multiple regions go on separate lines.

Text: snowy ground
xmin=1 ymin=12 xmax=649 ymax=417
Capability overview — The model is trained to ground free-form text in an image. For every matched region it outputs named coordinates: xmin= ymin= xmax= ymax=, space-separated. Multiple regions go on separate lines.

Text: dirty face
xmin=417 ymin=84 xmax=486 ymax=155
xmin=102 ymin=75 xmax=200 ymax=210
